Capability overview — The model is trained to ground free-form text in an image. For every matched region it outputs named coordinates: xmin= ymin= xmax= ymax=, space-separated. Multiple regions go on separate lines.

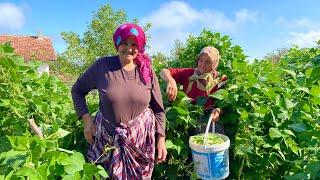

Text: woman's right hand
xmin=82 ymin=114 xmax=96 ymax=145
xmin=166 ymin=78 xmax=178 ymax=102
xmin=211 ymin=108 xmax=221 ymax=122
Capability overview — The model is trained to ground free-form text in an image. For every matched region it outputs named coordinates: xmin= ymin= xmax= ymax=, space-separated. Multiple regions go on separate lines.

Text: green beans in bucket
xmin=190 ymin=134 xmax=224 ymax=146
xmin=189 ymin=116 xmax=230 ymax=180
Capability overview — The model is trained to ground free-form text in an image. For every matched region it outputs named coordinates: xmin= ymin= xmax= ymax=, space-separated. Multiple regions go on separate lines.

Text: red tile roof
xmin=0 ymin=35 xmax=57 ymax=61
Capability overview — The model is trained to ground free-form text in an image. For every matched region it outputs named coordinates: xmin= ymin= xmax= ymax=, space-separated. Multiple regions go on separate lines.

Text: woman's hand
xmin=160 ymin=69 xmax=178 ymax=102
xmin=221 ymin=75 xmax=228 ymax=82
xmin=166 ymin=78 xmax=177 ymax=102
xmin=82 ymin=114 xmax=96 ymax=145
xmin=156 ymin=135 xmax=167 ymax=163
xmin=211 ymin=108 xmax=221 ymax=122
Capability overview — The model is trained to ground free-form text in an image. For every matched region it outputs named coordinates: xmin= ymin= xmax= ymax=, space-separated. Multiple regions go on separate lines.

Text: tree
xmin=48 ymin=55 xmax=79 ymax=84
xmin=169 ymin=39 xmax=184 ymax=62
xmin=264 ymin=48 xmax=289 ymax=63
xmin=61 ymin=4 xmax=128 ymax=72
xmin=151 ymin=52 xmax=168 ymax=74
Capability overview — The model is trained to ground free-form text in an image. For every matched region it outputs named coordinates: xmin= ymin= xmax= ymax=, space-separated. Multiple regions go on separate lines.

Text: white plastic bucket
xmin=189 ymin=116 xmax=230 ymax=180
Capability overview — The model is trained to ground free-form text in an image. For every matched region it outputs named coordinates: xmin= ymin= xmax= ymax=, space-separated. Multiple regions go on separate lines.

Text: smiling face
xmin=197 ymin=53 xmax=216 ymax=74
xmin=118 ymin=36 xmax=139 ymax=63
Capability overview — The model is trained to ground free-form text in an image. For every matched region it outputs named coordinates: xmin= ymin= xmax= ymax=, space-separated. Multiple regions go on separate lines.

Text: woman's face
xmin=118 ymin=36 xmax=139 ymax=63
xmin=197 ymin=53 xmax=215 ymax=74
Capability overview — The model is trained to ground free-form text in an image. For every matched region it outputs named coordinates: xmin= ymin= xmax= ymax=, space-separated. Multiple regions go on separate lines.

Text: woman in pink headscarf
xmin=72 ymin=23 xmax=166 ymax=179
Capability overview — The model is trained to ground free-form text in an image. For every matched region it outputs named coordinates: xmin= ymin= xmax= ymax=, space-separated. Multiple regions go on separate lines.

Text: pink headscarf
xmin=113 ymin=23 xmax=152 ymax=84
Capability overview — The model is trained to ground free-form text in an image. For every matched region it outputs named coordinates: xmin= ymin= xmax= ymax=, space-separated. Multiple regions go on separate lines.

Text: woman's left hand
xmin=211 ymin=108 xmax=221 ymax=122
xmin=156 ymin=135 xmax=167 ymax=163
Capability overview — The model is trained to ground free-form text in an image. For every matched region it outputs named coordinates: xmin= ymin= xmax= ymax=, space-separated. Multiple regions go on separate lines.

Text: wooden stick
xmin=28 ymin=119 xmax=43 ymax=139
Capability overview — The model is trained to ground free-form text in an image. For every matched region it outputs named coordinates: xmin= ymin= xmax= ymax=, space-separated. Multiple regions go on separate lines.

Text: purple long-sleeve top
xmin=71 ymin=56 xmax=165 ymax=136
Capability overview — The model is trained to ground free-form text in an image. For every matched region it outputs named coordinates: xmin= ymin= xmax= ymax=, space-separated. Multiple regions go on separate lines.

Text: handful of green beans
xmin=191 ymin=134 xmax=224 ymax=145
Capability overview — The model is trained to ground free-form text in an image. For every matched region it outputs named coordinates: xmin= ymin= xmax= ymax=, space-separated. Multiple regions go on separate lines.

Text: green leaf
xmin=278 ymin=150 xmax=286 ymax=161
xmin=0 ymin=99 xmax=10 ymax=107
xmin=306 ymin=161 xmax=320 ymax=180
xmin=31 ymin=144 xmax=44 ymax=165
xmin=12 ymin=57 xmax=25 ymax=66
xmin=97 ymin=165 xmax=108 ymax=178
xmin=278 ymin=110 xmax=289 ymax=120
xmin=55 ymin=152 xmax=70 ymax=165
xmin=0 ymin=136 xmax=11 ymax=153
xmin=196 ymin=96 xmax=208 ymax=106
xmin=172 ymin=107 xmax=189 ymax=115
xmin=62 ymin=172 xmax=81 ymax=180
xmin=294 ymin=87 xmax=310 ymax=94
xmin=174 ymin=139 xmax=183 ymax=155
xmin=2 ymin=42 xmax=15 ymax=53
xmin=302 ymin=103 xmax=311 ymax=112
xmin=83 ymin=163 xmax=100 ymax=178
xmin=0 ymin=150 xmax=26 ymax=170
xmin=176 ymin=115 xmax=191 ymax=125
xmin=176 ymin=91 xmax=188 ymax=101
xmin=15 ymin=166 xmax=43 ymax=180
xmin=64 ymin=152 xmax=85 ymax=175
xmin=305 ymin=68 xmax=313 ymax=77
xmin=275 ymin=94 xmax=281 ymax=106
xmin=283 ymin=69 xmax=296 ymax=79
xmin=227 ymin=85 xmax=238 ymax=90
xmin=310 ymin=86 xmax=320 ymax=97
xmin=283 ymin=137 xmax=299 ymax=155
xmin=288 ymin=123 xmax=307 ymax=132
xmin=209 ymin=89 xmax=228 ymax=100
xmin=285 ymin=98 xmax=295 ymax=109
xmin=240 ymin=110 xmax=248 ymax=121
xmin=165 ymin=140 xmax=175 ymax=149
xmin=233 ymin=60 xmax=247 ymax=72
xmin=269 ymin=128 xmax=282 ymax=139
xmin=47 ymin=128 xmax=71 ymax=139
xmin=165 ymin=139 xmax=184 ymax=155
xmin=234 ymin=144 xmax=252 ymax=156
xmin=311 ymin=96 xmax=320 ymax=105
xmin=36 ymin=162 xmax=49 ymax=178
xmin=166 ymin=108 xmax=178 ymax=120
xmin=5 ymin=136 xmax=30 ymax=150
xmin=310 ymin=66 xmax=320 ymax=80
xmin=283 ymin=129 xmax=295 ymax=137
xmin=284 ymin=172 xmax=308 ymax=180
xmin=262 ymin=143 xmax=272 ymax=148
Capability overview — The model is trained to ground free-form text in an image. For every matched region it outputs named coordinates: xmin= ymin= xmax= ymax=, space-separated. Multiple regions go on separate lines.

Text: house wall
xmin=37 ymin=63 xmax=50 ymax=75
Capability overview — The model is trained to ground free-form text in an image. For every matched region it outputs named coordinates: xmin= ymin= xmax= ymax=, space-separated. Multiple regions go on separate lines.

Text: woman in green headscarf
xmin=160 ymin=46 xmax=227 ymax=134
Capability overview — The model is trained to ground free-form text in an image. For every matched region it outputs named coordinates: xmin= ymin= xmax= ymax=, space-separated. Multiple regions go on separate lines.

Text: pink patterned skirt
xmin=87 ymin=108 xmax=155 ymax=179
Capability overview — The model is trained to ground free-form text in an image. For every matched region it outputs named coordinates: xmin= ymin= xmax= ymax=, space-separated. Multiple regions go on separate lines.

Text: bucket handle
xmin=204 ymin=115 xmax=215 ymax=148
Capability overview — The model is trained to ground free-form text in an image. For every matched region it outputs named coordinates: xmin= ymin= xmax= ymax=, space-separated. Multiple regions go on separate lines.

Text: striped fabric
xmin=87 ymin=108 xmax=156 ymax=179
